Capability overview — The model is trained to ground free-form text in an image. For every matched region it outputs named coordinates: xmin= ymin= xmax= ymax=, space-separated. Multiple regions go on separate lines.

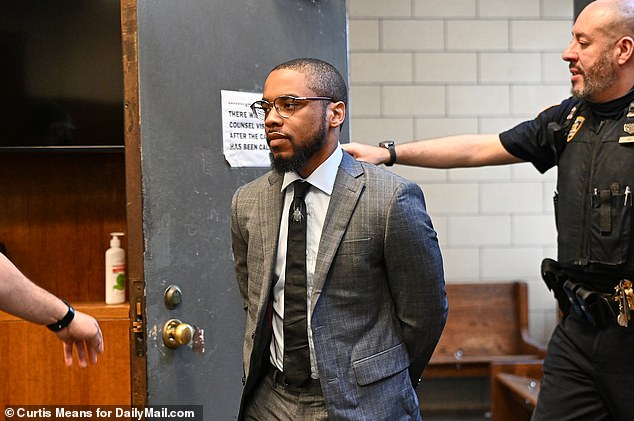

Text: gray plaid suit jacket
xmin=231 ymin=151 xmax=447 ymax=420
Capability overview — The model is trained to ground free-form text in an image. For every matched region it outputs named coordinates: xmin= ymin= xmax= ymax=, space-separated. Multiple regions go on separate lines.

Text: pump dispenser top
xmin=110 ymin=232 xmax=123 ymax=248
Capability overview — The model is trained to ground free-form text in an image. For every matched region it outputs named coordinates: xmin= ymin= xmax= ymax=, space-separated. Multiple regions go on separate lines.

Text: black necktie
xmin=283 ymin=180 xmax=311 ymax=386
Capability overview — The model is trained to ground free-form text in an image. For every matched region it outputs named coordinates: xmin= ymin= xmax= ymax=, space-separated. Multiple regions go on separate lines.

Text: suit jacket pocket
xmin=352 ymin=342 xmax=410 ymax=386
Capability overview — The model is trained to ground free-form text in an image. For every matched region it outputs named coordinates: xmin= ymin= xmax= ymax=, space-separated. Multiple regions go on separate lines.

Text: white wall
xmin=348 ymin=0 xmax=575 ymax=343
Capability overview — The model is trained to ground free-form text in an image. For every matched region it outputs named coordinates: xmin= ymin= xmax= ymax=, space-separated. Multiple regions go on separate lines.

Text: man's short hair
xmin=271 ymin=58 xmax=348 ymax=107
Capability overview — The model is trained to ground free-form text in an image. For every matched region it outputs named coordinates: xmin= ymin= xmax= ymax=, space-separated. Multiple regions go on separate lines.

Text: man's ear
xmin=617 ymin=36 xmax=634 ymax=65
xmin=328 ymin=101 xmax=346 ymax=128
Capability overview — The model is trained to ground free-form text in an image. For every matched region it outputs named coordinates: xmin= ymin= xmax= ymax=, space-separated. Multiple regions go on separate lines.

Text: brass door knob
xmin=162 ymin=319 xmax=194 ymax=349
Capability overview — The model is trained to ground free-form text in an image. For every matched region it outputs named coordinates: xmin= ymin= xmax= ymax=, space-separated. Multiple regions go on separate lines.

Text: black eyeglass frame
xmin=250 ymin=95 xmax=335 ymax=120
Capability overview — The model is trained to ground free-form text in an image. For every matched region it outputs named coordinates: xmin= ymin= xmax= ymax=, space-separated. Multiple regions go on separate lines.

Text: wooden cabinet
xmin=0 ymin=149 xmax=130 ymax=406
xmin=0 ymin=303 xmax=130 ymax=405
xmin=0 ymin=150 xmax=126 ymax=301
xmin=0 ymin=0 xmax=136 ymax=406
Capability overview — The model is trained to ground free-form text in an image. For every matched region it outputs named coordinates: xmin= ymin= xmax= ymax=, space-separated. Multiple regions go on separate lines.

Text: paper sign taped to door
xmin=221 ymin=90 xmax=270 ymax=167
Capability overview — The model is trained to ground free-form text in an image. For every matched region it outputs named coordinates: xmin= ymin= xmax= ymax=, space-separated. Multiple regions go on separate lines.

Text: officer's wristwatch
xmin=378 ymin=141 xmax=397 ymax=166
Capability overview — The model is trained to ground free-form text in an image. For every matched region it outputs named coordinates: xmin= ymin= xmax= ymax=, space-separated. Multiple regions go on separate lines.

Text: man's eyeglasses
xmin=250 ymin=95 xmax=334 ymax=120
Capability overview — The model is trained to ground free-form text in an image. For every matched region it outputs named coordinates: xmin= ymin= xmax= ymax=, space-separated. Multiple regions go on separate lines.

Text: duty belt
xmin=562 ymin=279 xmax=633 ymax=328
xmin=541 ymin=258 xmax=634 ymax=329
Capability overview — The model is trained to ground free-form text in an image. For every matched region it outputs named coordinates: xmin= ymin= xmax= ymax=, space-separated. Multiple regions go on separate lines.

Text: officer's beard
xmin=572 ymin=50 xmax=618 ymax=101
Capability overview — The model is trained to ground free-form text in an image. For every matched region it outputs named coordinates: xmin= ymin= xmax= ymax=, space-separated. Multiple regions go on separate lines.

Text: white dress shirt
xmin=270 ymin=145 xmax=343 ymax=379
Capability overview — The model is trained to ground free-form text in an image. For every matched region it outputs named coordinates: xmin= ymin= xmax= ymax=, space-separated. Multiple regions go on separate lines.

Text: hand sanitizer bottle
xmin=105 ymin=232 xmax=126 ymax=304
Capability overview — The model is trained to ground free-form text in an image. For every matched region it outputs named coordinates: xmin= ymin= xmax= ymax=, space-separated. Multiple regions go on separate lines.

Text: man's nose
xmin=265 ymin=108 xmax=283 ymax=127
xmin=562 ymin=42 xmax=577 ymax=62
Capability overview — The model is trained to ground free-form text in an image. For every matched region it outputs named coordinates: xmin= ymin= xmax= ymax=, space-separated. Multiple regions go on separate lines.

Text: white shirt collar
xmin=281 ymin=144 xmax=342 ymax=195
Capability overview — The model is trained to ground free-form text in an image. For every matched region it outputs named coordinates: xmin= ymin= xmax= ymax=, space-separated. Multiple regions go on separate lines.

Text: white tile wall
xmin=413 ymin=0 xmax=476 ymax=18
xmin=543 ymin=0 xmax=575 ymax=18
xmin=350 ymin=53 xmax=413 ymax=83
xmin=415 ymin=53 xmax=477 ymax=83
xmin=480 ymin=182 xmax=543 ymax=213
xmin=348 ymin=0 xmax=574 ymax=343
xmin=440 ymin=248 xmax=480 ymax=279
xmin=448 ymin=165 xmax=512 ymax=182
xmin=348 ymin=20 xmax=379 ymax=51
xmin=447 ymin=21 xmax=509 ymax=50
xmin=479 ymin=0 xmax=540 ymax=17
xmin=447 ymin=85 xmax=510 ymax=115
xmin=511 ymin=20 xmax=572 ymax=51
xmin=382 ymin=20 xmax=444 ymax=50
xmin=349 ymin=117 xmax=415 ymax=141
xmin=383 ymin=86 xmax=446 ymax=116
xmin=414 ymin=117 xmax=479 ymax=138
xmin=544 ymin=52 xmax=572 ymax=82
xmin=479 ymin=53 xmax=541 ymax=83
xmin=422 ymin=183 xmax=479 ymax=214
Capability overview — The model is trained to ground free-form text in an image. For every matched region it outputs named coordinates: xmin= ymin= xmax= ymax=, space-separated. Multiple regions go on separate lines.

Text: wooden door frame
xmin=121 ymin=0 xmax=147 ymax=406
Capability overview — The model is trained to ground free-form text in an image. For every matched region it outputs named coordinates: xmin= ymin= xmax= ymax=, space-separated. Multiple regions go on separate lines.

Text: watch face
xmin=378 ymin=141 xmax=396 ymax=165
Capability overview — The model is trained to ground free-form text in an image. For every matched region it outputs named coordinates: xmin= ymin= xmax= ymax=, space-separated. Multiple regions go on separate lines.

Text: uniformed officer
xmin=343 ymin=0 xmax=634 ymax=419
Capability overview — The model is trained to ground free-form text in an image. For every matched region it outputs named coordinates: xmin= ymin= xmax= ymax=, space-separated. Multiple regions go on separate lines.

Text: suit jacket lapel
xmin=257 ymin=171 xmax=284 ymax=309
xmin=311 ymin=153 xmax=364 ymax=309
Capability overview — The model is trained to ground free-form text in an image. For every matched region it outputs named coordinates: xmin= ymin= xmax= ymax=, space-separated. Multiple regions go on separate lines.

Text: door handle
xmin=162 ymin=319 xmax=194 ymax=349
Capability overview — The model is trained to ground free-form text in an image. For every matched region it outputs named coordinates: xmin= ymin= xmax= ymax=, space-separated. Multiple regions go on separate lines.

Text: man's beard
xmin=270 ymin=119 xmax=327 ymax=174
xmin=572 ymin=50 xmax=617 ymax=100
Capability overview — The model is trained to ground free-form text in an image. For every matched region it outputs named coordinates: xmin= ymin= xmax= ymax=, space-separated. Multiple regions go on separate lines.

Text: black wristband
xmin=46 ymin=300 xmax=75 ymax=332
xmin=378 ymin=141 xmax=397 ymax=166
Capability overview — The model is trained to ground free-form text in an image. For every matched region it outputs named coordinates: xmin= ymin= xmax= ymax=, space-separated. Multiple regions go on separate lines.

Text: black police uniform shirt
xmin=499 ymin=88 xmax=634 ymax=289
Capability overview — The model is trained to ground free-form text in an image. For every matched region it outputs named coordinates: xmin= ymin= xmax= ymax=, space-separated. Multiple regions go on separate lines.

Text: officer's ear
xmin=616 ymin=36 xmax=634 ymax=65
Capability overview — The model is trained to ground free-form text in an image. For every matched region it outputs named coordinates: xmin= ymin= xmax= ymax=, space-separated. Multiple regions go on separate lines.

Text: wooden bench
xmin=490 ymin=360 xmax=544 ymax=421
xmin=423 ymin=281 xmax=546 ymax=379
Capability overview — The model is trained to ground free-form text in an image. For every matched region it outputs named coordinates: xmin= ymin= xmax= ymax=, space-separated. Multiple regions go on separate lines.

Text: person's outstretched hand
xmin=342 ymin=142 xmax=388 ymax=165
xmin=55 ymin=311 xmax=104 ymax=368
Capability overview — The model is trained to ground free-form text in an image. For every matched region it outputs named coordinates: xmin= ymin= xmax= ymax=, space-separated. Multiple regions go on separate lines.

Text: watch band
xmin=46 ymin=300 xmax=75 ymax=332
xmin=378 ymin=141 xmax=397 ymax=166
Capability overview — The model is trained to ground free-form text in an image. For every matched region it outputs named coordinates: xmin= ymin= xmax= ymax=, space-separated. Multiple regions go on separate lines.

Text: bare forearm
xmin=1 ymin=253 xmax=104 ymax=366
xmin=0 ymin=253 xmax=67 ymax=325
xmin=396 ymin=134 xmax=521 ymax=168
xmin=343 ymin=134 xmax=523 ymax=168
